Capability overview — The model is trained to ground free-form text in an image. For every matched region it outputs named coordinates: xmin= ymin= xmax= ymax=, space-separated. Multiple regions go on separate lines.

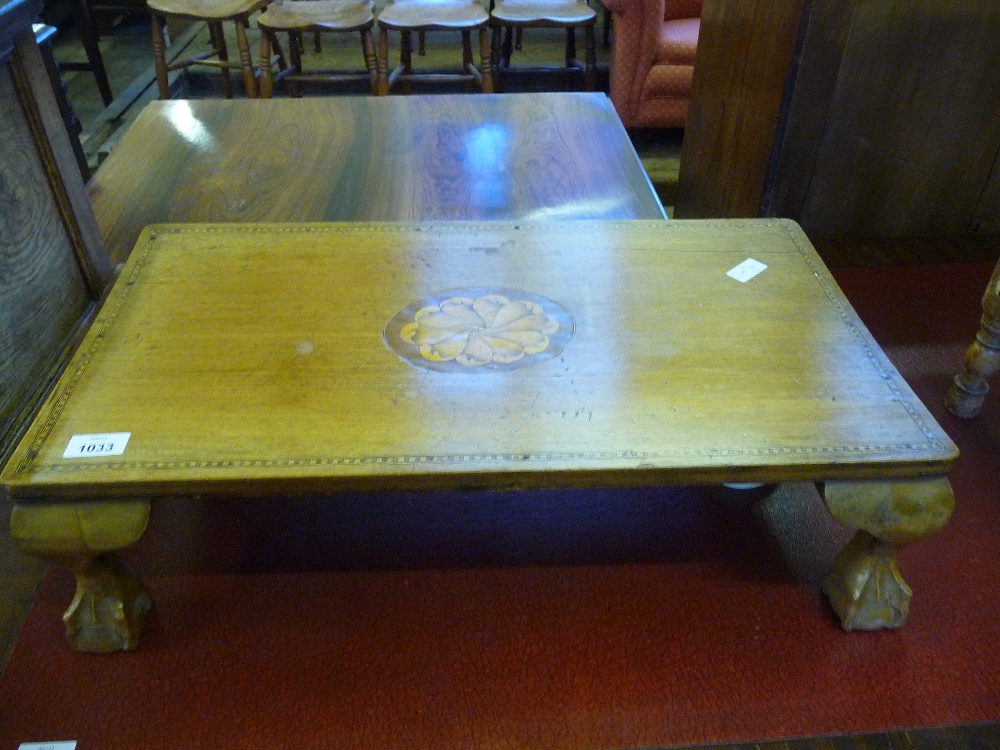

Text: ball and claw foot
xmin=821 ymin=477 xmax=953 ymax=631
xmin=10 ymin=499 xmax=152 ymax=652
xmin=65 ymin=553 xmax=152 ymax=652
xmin=823 ymin=531 xmax=910 ymax=630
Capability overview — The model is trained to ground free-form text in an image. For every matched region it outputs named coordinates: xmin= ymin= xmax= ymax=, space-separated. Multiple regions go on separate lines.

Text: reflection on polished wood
xmin=87 ymin=93 xmax=664 ymax=265
xmin=1 ymin=220 xmax=957 ymax=648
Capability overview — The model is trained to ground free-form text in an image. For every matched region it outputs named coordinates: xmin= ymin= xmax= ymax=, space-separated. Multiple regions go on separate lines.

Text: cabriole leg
xmin=821 ymin=477 xmax=953 ymax=630
xmin=10 ymin=500 xmax=152 ymax=652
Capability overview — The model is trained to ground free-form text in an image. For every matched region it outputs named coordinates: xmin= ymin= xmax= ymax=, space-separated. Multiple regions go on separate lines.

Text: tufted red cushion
xmin=641 ymin=61 xmax=694 ymax=99
xmin=608 ymin=0 xmax=701 ymax=127
xmin=656 ymin=17 xmax=699 ymax=65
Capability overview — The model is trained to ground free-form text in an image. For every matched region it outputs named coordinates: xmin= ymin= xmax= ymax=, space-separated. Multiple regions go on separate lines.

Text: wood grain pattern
xmin=87 ymin=93 xmax=665 ymax=265
xmin=762 ymin=0 xmax=856 ymax=222
xmin=2 ymin=220 xmax=956 ymax=500
xmin=9 ymin=31 xmax=112 ymax=295
xmin=0 ymin=58 xmax=92 ymax=464
xmin=971 ymin=145 xmax=1000 ymax=234
xmin=768 ymin=0 xmax=1000 ymax=238
xmin=674 ymin=0 xmax=806 ymax=218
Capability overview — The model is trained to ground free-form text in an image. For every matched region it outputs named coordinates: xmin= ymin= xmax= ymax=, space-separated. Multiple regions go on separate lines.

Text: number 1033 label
xmin=63 ymin=432 xmax=131 ymax=458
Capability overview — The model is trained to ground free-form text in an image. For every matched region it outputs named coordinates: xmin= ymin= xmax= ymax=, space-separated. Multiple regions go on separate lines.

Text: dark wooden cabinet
xmin=0 ymin=0 xmax=112 ymax=464
xmin=677 ymin=0 xmax=1000 ymax=239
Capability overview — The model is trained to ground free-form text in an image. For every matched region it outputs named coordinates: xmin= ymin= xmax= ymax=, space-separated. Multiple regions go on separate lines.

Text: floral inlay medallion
xmin=384 ymin=288 xmax=575 ymax=373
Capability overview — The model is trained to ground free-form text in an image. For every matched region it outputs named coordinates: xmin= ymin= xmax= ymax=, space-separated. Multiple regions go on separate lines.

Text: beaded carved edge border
xmin=13 ymin=222 xmax=949 ymax=477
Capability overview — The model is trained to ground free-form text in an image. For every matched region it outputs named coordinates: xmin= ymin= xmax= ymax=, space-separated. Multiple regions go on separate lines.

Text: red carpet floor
xmin=2 ymin=262 xmax=999 ymax=749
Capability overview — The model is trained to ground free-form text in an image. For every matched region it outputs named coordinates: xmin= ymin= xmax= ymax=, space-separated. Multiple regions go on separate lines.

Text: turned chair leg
xmin=478 ymin=27 xmax=493 ymax=93
xmin=150 ymin=12 xmax=171 ymax=99
xmin=376 ymin=25 xmax=391 ymax=94
xmin=206 ymin=22 xmax=235 ymax=98
xmin=233 ymin=17 xmax=258 ymax=97
xmin=361 ymin=28 xmax=379 ymax=95
xmin=259 ymin=30 xmax=275 ymax=97
xmin=289 ymin=29 xmax=304 ymax=97
xmin=583 ymin=23 xmax=596 ymax=90
xmin=946 ymin=259 xmax=1000 ymax=418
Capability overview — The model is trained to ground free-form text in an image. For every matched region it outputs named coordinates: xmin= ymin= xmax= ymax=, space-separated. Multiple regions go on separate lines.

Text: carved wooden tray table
xmin=1 ymin=220 xmax=958 ymax=652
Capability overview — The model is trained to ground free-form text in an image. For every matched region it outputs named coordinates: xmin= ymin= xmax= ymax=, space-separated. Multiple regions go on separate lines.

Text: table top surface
xmin=87 ymin=93 xmax=666 ymax=266
xmin=1 ymin=219 xmax=957 ymax=499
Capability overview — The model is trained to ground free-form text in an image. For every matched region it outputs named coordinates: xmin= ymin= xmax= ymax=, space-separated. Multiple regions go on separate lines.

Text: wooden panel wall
xmin=768 ymin=0 xmax=1000 ymax=238
xmin=972 ymin=151 xmax=1000 ymax=234
xmin=673 ymin=0 xmax=807 ymax=218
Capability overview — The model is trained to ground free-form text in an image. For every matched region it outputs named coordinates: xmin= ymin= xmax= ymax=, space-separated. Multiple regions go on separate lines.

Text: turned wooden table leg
xmin=10 ymin=500 xmax=152 ymax=652
xmin=946 ymin=259 xmax=1000 ymax=418
xmin=821 ymin=477 xmax=953 ymax=630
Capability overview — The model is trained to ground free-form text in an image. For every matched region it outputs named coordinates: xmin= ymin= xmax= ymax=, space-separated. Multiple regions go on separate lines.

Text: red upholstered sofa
xmin=603 ymin=0 xmax=702 ymax=128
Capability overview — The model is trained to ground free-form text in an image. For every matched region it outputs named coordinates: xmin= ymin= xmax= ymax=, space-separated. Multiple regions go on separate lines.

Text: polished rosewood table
xmin=87 ymin=92 xmax=666 ymax=265
xmin=2 ymin=220 xmax=957 ymax=652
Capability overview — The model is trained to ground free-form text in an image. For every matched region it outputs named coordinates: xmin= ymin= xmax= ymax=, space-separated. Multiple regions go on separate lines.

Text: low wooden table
xmin=1 ymin=220 xmax=957 ymax=652
xmin=87 ymin=92 xmax=665 ymax=265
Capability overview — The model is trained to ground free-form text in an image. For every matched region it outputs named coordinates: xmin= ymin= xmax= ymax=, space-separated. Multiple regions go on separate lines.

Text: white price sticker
xmin=19 ymin=742 xmax=77 ymax=750
xmin=63 ymin=433 xmax=131 ymax=459
xmin=727 ymin=258 xmax=768 ymax=283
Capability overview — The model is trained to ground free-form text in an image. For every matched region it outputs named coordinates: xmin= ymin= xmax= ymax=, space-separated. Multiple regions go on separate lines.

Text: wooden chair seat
xmin=147 ymin=0 xmax=266 ymax=99
xmin=258 ymin=0 xmax=373 ymax=30
xmin=258 ymin=0 xmax=378 ymax=96
xmin=376 ymin=0 xmax=493 ymax=93
xmin=377 ymin=0 xmax=488 ymax=30
xmin=147 ymin=0 xmax=260 ymax=19
xmin=490 ymin=0 xmax=595 ymax=25
xmin=489 ymin=0 xmax=596 ymax=90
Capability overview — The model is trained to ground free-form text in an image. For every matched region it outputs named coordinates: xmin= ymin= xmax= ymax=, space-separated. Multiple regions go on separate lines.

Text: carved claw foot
xmin=65 ymin=552 xmax=152 ymax=652
xmin=10 ymin=499 xmax=152 ymax=652
xmin=823 ymin=531 xmax=909 ymax=630
xmin=821 ymin=477 xmax=953 ymax=630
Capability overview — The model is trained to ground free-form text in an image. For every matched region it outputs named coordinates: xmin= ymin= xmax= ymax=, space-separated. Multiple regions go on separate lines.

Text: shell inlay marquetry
xmin=384 ymin=288 xmax=575 ymax=373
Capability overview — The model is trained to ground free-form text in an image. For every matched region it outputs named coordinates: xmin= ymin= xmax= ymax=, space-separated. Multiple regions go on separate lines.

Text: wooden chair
xmin=488 ymin=0 xmax=596 ymax=91
xmin=375 ymin=0 xmax=493 ymax=94
xmin=258 ymin=0 xmax=379 ymax=96
xmin=147 ymin=0 xmax=268 ymax=98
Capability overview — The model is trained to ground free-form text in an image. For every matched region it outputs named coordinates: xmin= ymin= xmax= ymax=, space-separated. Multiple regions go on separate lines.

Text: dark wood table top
xmin=87 ymin=93 xmax=666 ymax=265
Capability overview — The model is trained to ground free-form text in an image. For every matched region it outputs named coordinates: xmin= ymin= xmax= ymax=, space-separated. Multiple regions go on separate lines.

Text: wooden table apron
xmin=86 ymin=92 xmax=667 ymax=266
xmin=2 ymin=220 xmax=958 ymax=651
